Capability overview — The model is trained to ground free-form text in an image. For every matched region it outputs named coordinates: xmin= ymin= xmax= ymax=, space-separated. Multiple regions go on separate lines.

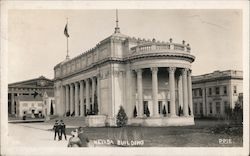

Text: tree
xmin=116 ymin=106 xmax=128 ymax=127
xmin=133 ymin=106 xmax=137 ymax=118
xmin=178 ymin=106 xmax=182 ymax=116
xmin=145 ymin=106 xmax=150 ymax=117
xmin=162 ymin=105 xmax=167 ymax=117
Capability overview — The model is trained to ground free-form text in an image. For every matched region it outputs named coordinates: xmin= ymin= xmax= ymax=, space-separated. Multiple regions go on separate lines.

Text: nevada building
xmin=54 ymin=17 xmax=196 ymax=127
xmin=192 ymin=70 xmax=243 ymax=118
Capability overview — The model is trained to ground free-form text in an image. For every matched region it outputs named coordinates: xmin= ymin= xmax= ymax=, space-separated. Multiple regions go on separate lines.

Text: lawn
xmin=62 ymin=120 xmax=243 ymax=147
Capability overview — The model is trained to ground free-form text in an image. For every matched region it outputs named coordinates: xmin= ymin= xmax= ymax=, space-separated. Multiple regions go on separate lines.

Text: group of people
xmin=53 ymin=120 xmax=67 ymax=141
xmin=53 ymin=120 xmax=89 ymax=147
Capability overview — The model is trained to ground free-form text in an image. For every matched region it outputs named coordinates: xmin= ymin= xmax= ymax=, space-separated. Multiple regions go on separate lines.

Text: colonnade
xmin=135 ymin=67 xmax=193 ymax=117
xmin=63 ymin=76 xmax=101 ymax=117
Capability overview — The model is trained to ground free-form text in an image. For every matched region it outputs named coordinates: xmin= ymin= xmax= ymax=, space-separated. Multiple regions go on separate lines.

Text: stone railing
xmin=131 ymin=42 xmax=191 ymax=54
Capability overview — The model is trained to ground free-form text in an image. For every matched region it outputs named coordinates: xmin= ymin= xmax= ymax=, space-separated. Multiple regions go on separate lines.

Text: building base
xmin=85 ymin=115 xmax=195 ymax=127
xmin=128 ymin=116 xmax=195 ymax=127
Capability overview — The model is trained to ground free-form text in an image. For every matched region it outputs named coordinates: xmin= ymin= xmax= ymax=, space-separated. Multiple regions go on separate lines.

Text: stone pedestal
xmin=85 ymin=115 xmax=107 ymax=127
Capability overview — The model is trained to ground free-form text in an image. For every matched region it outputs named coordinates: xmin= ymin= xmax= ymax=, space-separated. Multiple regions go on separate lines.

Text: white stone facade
xmin=192 ymin=70 xmax=243 ymax=118
xmin=54 ymin=29 xmax=195 ymax=126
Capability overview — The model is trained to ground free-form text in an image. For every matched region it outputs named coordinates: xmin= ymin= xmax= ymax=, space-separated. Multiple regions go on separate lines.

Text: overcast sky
xmin=8 ymin=9 xmax=242 ymax=83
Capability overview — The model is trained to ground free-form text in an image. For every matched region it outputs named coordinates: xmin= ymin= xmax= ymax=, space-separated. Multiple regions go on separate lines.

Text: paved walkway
xmin=8 ymin=123 xmax=72 ymax=147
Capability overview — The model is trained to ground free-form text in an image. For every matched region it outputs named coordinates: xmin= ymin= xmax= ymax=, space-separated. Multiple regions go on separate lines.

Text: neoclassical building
xmin=8 ymin=76 xmax=54 ymax=117
xmin=192 ymin=70 xmax=243 ymax=118
xmin=54 ymin=19 xmax=195 ymax=126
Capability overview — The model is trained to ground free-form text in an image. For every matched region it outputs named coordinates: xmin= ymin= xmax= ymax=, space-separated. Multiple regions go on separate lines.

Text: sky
xmin=8 ymin=9 xmax=242 ymax=83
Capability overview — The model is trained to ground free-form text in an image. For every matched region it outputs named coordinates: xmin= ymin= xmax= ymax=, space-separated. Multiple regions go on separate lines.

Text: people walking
xmin=60 ymin=120 xmax=67 ymax=140
xmin=53 ymin=120 xmax=61 ymax=141
xmin=78 ymin=127 xmax=89 ymax=147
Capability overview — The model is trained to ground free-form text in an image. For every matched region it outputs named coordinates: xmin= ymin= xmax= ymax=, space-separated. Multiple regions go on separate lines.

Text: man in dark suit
xmin=53 ymin=120 xmax=60 ymax=141
xmin=78 ymin=127 xmax=89 ymax=147
xmin=60 ymin=120 xmax=67 ymax=140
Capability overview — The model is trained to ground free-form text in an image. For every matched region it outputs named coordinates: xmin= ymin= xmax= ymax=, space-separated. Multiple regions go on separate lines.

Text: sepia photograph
xmin=0 ymin=1 xmax=249 ymax=156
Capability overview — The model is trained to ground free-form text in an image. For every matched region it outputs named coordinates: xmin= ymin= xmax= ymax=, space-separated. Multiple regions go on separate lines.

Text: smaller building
xmin=192 ymin=70 xmax=243 ymax=118
xmin=16 ymin=95 xmax=43 ymax=118
xmin=8 ymin=76 xmax=55 ymax=119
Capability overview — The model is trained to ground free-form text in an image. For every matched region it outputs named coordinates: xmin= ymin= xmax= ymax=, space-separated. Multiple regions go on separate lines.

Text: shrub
xmin=116 ymin=106 xmax=128 ymax=127
xmin=163 ymin=105 xmax=167 ymax=117
xmin=133 ymin=106 xmax=137 ymax=118
xmin=145 ymin=106 xmax=150 ymax=117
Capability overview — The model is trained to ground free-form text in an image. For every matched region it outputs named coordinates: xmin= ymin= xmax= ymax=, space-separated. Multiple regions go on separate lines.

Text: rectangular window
xmin=194 ymin=103 xmax=197 ymax=114
xmin=224 ymin=101 xmax=229 ymax=113
xmin=215 ymin=87 xmax=220 ymax=95
xmin=223 ymin=86 xmax=227 ymax=95
xmin=158 ymin=101 xmax=162 ymax=114
xmin=209 ymin=88 xmax=212 ymax=95
xmin=194 ymin=89 xmax=197 ymax=97
xmin=233 ymin=86 xmax=237 ymax=94
xmin=199 ymin=89 xmax=202 ymax=97
xmin=22 ymin=103 xmax=28 ymax=107
xmin=209 ymin=103 xmax=213 ymax=114
xmin=200 ymin=103 xmax=203 ymax=115
xmin=216 ymin=102 xmax=220 ymax=114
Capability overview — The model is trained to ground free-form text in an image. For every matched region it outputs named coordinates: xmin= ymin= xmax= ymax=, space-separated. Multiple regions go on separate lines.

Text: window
xmin=223 ymin=86 xmax=227 ymax=95
xmin=209 ymin=103 xmax=213 ymax=114
xmin=233 ymin=86 xmax=237 ymax=94
xmin=158 ymin=101 xmax=162 ymax=114
xmin=199 ymin=89 xmax=202 ymax=97
xmin=224 ymin=101 xmax=229 ymax=113
xmin=200 ymin=103 xmax=203 ymax=115
xmin=215 ymin=87 xmax=220 ymax=95
xmin=194 ymin=103 xmax=197 ymax=114
xmin=194 ymin=89 xmax=197 ymax=97
xmin=22 ymin=103 xmax=28 ymax=107
xmin=216 ymin=102 xmax=220 ymax=114
xmin=209 ymin=88 xmax=212 ymax=95
xmin=38 ymin=103 xmax=43 ymax=107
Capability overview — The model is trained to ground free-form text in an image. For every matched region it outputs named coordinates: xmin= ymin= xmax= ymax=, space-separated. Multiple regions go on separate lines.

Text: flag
xmin=64 ymin=24 xmax=69 ymax=38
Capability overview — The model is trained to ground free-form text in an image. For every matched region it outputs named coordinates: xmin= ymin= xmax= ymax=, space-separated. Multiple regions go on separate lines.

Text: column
xmin=187 ymin=70 xmax=194 ymax=116
xmin=178 ymin=74 xmax=183 ymax=116
xmin=65 ymin=85 xmax=70 ymax=114
xmin=136 ymin=69 xmax=143 ymax=117
xmin=92 ymin=77 xmax=96 ymax=114
xmin=62 ymin=85 xmax=66 ymax=115
xmin=151 ymin=67 xmax=159 ymax=117
xmin=80 ymin=81 xmax=84 ymax=116
xmin=182 ymin=68 xmax=189 ymax=116
xmin=11 ymin=93 xmax=15 ymax=115
xmin=70 ymin=83 xmax=74 ymax=115
xmin=168 ymin=67 xmax=176 ymax=117
xmin=202 ymin=88 xmax=206 ymax=116
xmin=85 ymin=79 xmax=90 ymax=114
xmin=75 ymin=82 xmax=79 ymax=116
xmin=97 ymin=74 xmax=101 ymax=114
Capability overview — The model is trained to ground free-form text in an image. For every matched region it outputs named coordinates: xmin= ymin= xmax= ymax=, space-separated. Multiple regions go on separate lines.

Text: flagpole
xmin=66 ymin=17 xmax=69 ymax=60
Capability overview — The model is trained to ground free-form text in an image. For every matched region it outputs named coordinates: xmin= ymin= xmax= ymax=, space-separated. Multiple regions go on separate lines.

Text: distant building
xmin=8 ymin=76 xmax=54 ymax=117
xmin=192 ymin=70 xmax=243 ymax=118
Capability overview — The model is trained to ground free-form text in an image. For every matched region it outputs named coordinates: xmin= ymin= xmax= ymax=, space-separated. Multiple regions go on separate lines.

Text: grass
xmin=62 ymin=120 xmax=243 ymax=147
